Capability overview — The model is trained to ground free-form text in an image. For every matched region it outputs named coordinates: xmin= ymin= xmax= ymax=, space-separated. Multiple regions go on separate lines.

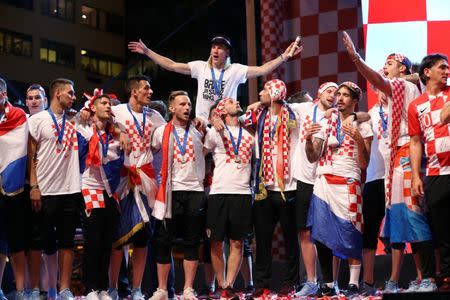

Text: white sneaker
xmin=98 ymin=291 xmax=113 ymax=300
xmin=148 ymin=288 xmax=168 ymax=300
xmin=182 ymin=287 xmax=197 ymax=300
xmin=86 ymin=291 xmax=100 ymax=300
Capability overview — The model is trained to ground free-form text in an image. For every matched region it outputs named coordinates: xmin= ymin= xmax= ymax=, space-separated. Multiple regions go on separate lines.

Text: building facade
xmin=0 ymin=0 xmax=125 ymax=107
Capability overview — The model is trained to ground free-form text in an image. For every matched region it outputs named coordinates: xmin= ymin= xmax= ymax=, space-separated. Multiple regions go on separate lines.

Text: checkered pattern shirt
xmin=408 ymin=86 xmax=450 ymax=176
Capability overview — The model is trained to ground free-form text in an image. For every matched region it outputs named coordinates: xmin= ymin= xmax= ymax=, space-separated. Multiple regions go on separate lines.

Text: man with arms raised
xmin=128 ymin=35 xmax=301 ymax=124
xmin=343 ymin=32 xmax=436 ymax=293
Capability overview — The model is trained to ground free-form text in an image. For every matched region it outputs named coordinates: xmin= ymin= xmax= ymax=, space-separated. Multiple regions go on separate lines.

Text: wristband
xmin=279 ymin=54 xmax=286 ymax=62
xmin=30 ymin=184 xmax=39 ymax=190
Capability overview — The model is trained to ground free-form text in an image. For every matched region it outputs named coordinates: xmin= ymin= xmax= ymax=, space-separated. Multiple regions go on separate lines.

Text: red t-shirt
xmin=408 ymin=86 xmax=450 ymax=176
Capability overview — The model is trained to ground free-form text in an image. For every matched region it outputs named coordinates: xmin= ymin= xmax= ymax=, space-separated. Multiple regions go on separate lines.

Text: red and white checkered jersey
xmin=388 ymin=80 xmax=421 ymax=147
xmin=204 ymin=126 xmax=254 ymax=195
xmin=77 ymin=124 xmax=122 ymax=192
xmin=28 ymin=110 xmax=80 ymax=196
xmin=315 ymin=116 xmax=373 ymax=181
xmin=112 ymin=104 xmax=166 ymax=168
xmin=152 ymin=124 xmax=205 ymax=191
xmin=408 ymin=86 xmax=450 ymax=176
xmin=291 ymin=102 xmax=326 ymax=184
xmin=257 ymin=112 xmax=301 ymax=192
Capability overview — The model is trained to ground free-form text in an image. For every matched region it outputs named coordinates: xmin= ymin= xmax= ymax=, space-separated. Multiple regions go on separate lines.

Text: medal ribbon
xmin=379 ymin=105 xmax=388 ymax=133
xmin=224 ymin=124 xmax=242 ymax=157
xmin=127 ymin=103 xmax=146 ymax=138
xmin=312 ymin=104 xmax=318 ymax=123
xmin=98 ymin=129 xmax=109 ymax=160
xmin=48 ymin=109 xmax=66 ymax=144
xmin=173 ymin=122 xmax=190 ymax=157
xmin=210 ymin=67 xmax=225 ymax=98
xmin=336 ymin=115 xmax=345 ymax=147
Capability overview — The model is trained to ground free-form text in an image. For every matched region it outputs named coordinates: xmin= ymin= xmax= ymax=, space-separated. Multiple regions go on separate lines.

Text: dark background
xmin=125 ymin=0 xmax=261 ymax=107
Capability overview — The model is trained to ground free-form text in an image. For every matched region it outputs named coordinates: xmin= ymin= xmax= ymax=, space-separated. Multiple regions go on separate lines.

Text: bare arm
xmin=28 ymin=135 xmax=41 ymax=212
xmin=128 ymin=39 xmax=191 ymax=75
xmin=410 ymin=135 xmax=424 ymax=197
xmin=247 ymin=41 xmax=302 ymax=78
xmin=342 ymin=31 xmax=392 ymax=96
xmin=441 ymin=101 xmax=450 ymax=124
xmin=305 ymin=137 xmax=324 ymax=163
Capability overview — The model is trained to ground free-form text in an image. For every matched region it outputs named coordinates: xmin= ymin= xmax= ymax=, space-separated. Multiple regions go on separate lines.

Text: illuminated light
xmin=81 ymin=50 xmax=87 ymax=55
xmin=82 ymin=14 xmax=87 ymax=19
xmin=53 ymin=9 xmax=57 ymax=13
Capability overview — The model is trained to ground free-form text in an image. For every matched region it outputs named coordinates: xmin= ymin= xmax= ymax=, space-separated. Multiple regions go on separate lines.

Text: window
xmin=81 ymin=5 xmax=123 ymax=35
xmin=40 ymin=39 xmax=74 ymax=67
xmin=41 ymin=0 xmax=74 ymax=22
xmin=0 ymin=0 xmax=33 ymax=10
xmin=0 ymin=29 xmax=32 ymax=57
xmin=81 ymin=49 xmax=122 ymax=77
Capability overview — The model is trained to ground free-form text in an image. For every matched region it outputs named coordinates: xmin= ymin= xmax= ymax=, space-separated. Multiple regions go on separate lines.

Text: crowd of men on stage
xmin=0 ymin=32 xmax=449 ymax=300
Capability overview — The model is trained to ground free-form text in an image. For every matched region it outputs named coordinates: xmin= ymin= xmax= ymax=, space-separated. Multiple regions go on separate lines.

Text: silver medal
xmin=235 ymin=156 xmax=241 ymax=164
xmin=180 ymin=156 xmax=187 ymax=164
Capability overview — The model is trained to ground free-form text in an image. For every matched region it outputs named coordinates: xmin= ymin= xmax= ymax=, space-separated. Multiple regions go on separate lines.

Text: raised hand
xmin=282 ymin=41 xmax=303 ymax=60
xmin=342 ymin=31 xmax=358 ymax=61
xmin=128 ymin=39 xmax=149 ymax=56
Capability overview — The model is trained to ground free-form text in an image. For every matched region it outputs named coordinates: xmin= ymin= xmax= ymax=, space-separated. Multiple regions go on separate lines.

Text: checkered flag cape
xmin=245 ymin=104 xmax=296 ymax=201
xmin=385 ymin=78 xmax=406 ymax=205
xmin=318 ymin=110 xmax=340 ymax=168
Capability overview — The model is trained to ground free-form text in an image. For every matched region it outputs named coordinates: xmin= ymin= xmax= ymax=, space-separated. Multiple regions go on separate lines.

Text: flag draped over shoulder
xmin=0 ymin=103 xmax=28 ymax=196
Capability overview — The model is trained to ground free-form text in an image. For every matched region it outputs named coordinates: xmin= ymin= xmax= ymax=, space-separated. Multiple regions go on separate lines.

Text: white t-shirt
xmin=77 ymin=124 xmax=122 ymax=192
xmin=388 ymin=80 xmax=420 ymax=146
xmin=112 ymin=104 xmax=166 ymax=168
xmin=204 ymin=126 xmax=254 ymax=194
xmin=188 ymin=61 xmax=248 ymax=122
xmin=152 ymin=123 xmax=205 ymax=191
xmin=28 ymin=110 xmax=81 ymax=195
xmin=315 ymin=117 xmax=373 ymax=181
xmin=291 ymin=102 xmax=326 ymax=185
xmin=365 ymin=105 xmax=388 ymax=183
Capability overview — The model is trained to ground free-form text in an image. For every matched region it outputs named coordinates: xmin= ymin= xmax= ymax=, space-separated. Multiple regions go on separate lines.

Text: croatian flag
xmin=308 ymin=174 xmax=363 ymax=260
xmin=0 ymin=103 xmax=28 ymax=195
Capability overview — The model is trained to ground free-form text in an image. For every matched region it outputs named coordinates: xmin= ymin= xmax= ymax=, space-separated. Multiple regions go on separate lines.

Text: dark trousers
xmin=426 ymin=175 xmax=450 ymax=278
xmin=316 ymin=241 xmax=333 ymax=283
xmin=253 ymin=190 xmax=300 ymax=289
xmin=82 ymin=195 xmax=119 ymax=291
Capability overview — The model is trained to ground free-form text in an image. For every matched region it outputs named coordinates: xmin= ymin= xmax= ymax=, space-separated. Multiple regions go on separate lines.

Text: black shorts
xmin=295 ymin=180 xmax=314 ymax=231
xmin=41 ymin=193 xmax=81 ymax=250
xmin=207 ymin=194 xmax=252 ymax=241
xmin=0 ymin=191 xmax=27 ymax=253
xmin=153 ymin=190 xmax=206 ymax=263
xmin=362 ymin=179 xmax=385 ymax=249
xmin=22 ymin=185 xmax=57 ymax=254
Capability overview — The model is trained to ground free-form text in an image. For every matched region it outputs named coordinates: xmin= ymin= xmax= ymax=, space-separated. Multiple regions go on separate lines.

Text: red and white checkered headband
xmin=317 ymin=82 xmax=338 ymax=98
xmin=215 ymin=98 xmax=230 ymax=116
xmin=339 ymin=81 xmax=362 ymax=101
xmin=386 ymin=53 xmax=412 ymax=71
xmin=84 ymin=88 xmax=118 ymax=110
xmin=264 ymin=79 xmax=287 ymax=102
